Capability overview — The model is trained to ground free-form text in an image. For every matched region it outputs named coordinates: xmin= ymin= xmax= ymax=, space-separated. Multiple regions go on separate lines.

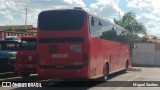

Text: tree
xmin=130 ymin=34 xmax=142 ymax=43
xmin=141 ymin=36 xmax=149 ymax=42
xmin=114 ymin=12 xmax=147 ymax=35
xmin=5 ymin=28 xmax=15 ymax=32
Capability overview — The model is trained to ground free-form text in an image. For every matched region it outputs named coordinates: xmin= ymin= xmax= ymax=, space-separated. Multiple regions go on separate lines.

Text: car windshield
xmin=19 ymin=39 xmax=36 ymax=50
xmin=0 ymin=41 xmax=19 ymax=51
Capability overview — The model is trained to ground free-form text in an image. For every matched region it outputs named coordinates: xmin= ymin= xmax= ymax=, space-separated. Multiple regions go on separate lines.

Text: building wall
xmin=132 ymin=43 xmax=160 ymax=66
xmin=155 ymin=43 xmax=160 ymax=65
xmin=0 ymin=31 xmax=36 ymax=40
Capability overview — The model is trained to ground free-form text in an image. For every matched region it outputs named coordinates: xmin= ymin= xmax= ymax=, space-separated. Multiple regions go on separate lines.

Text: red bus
xmin=37 ymin=8 xmax=134 ymax=81
xmin=15 ymin=36 xmax=37 ymax=78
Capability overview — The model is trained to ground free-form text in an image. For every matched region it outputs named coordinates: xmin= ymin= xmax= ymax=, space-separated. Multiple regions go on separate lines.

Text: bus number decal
xmin=52 ymin=54 xmax=68 ymax=59
xmin=70 ymin=45 xmax=81 ymax=52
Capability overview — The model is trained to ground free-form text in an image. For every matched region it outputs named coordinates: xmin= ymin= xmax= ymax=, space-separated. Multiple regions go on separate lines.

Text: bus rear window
xmin=38 ymin=10 xmax=85 ymax=31
xmin=19 ymin=39 xmax=36 ymax=50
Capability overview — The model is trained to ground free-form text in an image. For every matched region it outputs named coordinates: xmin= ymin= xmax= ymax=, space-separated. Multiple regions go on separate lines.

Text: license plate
xmin=27 ymin=64 xmax=33 ymax=67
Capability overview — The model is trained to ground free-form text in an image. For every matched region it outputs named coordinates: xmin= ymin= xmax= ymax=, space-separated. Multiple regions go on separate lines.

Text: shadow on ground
xmin=8 ymin=70 xmax=130 ymax=90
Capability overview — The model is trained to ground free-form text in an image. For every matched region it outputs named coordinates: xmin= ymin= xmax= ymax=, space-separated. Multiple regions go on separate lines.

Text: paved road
xmin=0 ymin=67 xmax=160 ymax=90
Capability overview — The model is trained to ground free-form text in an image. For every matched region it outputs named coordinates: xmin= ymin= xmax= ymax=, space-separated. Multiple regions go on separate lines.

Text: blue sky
xmin=83 ymin=0 xmax=96 ymax=7
xmin=0 ymin=0 xmax=160 ymax=37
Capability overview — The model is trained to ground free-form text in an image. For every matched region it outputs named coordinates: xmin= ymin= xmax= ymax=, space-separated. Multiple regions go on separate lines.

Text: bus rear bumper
xmin=15 ymin=63 xmax=37 ymax=73
xmin=37 ymin=66 xmax=89 ymax=79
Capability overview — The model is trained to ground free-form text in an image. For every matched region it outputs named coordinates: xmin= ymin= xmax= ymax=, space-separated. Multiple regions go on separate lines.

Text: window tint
xmin=100 ymin=28 xmax=118 ymax=41
xmin=19 ymin=39 xmax=36 ymax=50
xmin=38 ymin=10 xmax=85 ymax=31
xmin=90 ymin=16 xmax=110 ymax=37
xmin=89 ymin=15 xmax=132 ymax=44
xmin=0 ymin=41 xmax=19 ymax=51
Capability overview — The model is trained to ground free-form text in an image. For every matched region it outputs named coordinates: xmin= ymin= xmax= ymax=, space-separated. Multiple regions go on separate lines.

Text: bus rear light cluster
xmin=83 ymin=53 xmax=88 ymax=66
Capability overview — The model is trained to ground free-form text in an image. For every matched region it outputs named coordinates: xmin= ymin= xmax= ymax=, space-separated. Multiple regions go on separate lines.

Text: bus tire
xmin=99 ymin=64 xmax=109 ymax=82
xmin=21 ymin=72 xmax=30 ymax=79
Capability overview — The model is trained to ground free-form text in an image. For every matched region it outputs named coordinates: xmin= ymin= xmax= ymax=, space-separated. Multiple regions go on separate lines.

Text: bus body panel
xmin=15 ymin=51 xmax=37 ymax=73
xmin=37 ymin=11 xmax=90 ymax=79
xmin=38 ymin=66 xmax=89 ymax=79
xmin=15 ymin=37 xmax=37 ymax=73
xmin=89 ymin=38 xmax=128 ymax=77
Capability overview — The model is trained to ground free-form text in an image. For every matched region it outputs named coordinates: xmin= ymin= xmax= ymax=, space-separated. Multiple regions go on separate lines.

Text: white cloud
xmin=137 ymin=13 xmax=157 ymax=22
xmin=127 ymin=0 xmax=151 ymax=10
xmin=146 ymin=23 xmax=160 ymax=37
xmin=3 ymin=14 xmax=13 ymax=21
xmin=88 ymin=0 xmax=160 ymax=37
xmin=0 ymin=10 xmax=13 ymax=21
xmin=125 ymin=0 xmax=160 ymax=37
xmin=90 ymin=0 xmax=124 ymax=19
xmin=0 ymin=3 xmax=5 ymax=9
xmin=64 ymin=0 xmax=86 ymax=7
xmin=0 ymin=0 xmax=86 ymax=27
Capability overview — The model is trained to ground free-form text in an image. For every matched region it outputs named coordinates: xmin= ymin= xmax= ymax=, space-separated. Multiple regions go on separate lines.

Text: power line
xmin=0 ymin=9 xmax=38 ymax=14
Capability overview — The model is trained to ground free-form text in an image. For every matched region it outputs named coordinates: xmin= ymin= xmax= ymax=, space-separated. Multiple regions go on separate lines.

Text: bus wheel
xmin=21 ymin=72 xmax=30 ymax=79
xmin=99 ymin=64 xmax=109 ymax=82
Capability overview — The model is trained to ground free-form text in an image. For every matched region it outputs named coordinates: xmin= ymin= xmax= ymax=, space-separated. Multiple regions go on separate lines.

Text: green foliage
xmin=141 ymin=36 xmax=148 ymax=42
xmin=114 ymin=11 xmax=148 ymax=43
xmin=5 ymin=28 xmax=15 ymax=32
xmin=114 ymin=11 xmax=147 ymax=35
xmin=99 ymin=30 xmax=118 ymax=41
xmin=5 ymin=28 xmax=29 ymax=34
xmin=131 ymin=34 xmax=142 ymax=43
xmin=131 ymin=34 xmax=153 ymax=43
xmin=20 ymin=29 xmax=28 ymax=33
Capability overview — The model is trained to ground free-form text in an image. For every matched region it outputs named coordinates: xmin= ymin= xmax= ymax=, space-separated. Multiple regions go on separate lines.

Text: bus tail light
xmin=83 ymin=53 xmax=88 ymax=66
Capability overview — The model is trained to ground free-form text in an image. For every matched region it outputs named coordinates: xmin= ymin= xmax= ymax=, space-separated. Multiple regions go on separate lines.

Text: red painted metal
xmin=36 ymin=9 xmax=131 ymax=80
xmin=15 ymin=36 xmax=37 ymax=73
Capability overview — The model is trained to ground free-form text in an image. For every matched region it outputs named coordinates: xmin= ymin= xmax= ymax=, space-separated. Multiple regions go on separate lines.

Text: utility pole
xmin=25 ymin=8 xmax=27 ymax=30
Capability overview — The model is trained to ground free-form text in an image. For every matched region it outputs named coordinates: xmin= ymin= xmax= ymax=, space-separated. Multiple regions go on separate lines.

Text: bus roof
xmin=40 ymin=8 xmax=130 ymax=34
xmin=40 ymin=7 xmax=86 ymax=12
xmin=0 ymin=40 xmax=21 ymax=43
